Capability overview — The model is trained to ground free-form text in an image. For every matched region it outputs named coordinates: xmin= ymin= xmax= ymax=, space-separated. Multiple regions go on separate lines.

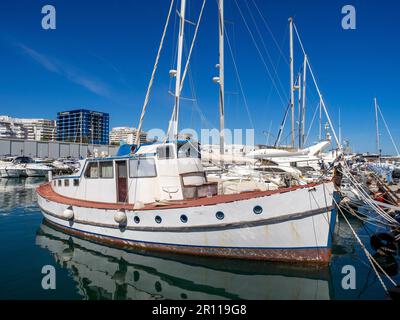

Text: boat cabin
xmin=51 ymin=141 xmax=218 ymax=205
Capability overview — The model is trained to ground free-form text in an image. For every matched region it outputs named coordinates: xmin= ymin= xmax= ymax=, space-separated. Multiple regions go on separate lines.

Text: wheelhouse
xmin=51 ymin=141 xmax=217 ymax=205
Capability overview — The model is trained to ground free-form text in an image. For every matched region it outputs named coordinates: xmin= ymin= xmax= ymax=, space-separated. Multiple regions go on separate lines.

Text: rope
xmin=135 ymin=0 xmax=175 ymax=147
xmin=166 ymin=0 xmax=206 ymax=140
xmin=233 ymin=0 xmax=288 ymax=107
xmin=292 ymin=22 xmax=341 ymax=150
xmin=335 ymin=197 xmax=397 ymax=295
xmin=225 ymin=28 xmax=255 ymax=129
xmin=341 ymin=161 xmax=399 ymax=226
xmin=376 ymin=102 xmax=400 ymax=156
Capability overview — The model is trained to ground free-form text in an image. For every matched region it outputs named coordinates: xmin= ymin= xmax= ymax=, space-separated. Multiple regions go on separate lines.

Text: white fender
xmin=114 ymin=210 xmax=127 ymax=225
xmin=63 ymin=207 xmax=74 ymax=220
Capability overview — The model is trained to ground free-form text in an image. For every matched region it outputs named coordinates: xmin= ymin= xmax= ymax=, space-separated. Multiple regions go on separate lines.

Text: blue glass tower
xmin=56 ymin=109 xmax=109 ymax=145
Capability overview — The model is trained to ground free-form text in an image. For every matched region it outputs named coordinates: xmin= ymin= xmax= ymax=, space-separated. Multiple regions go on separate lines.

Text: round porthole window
xmin=253 ymin=206 xmax=263 ymax=215
xmin=180 ymin=215 xmax=188 ymax=223
xmin=134 ymin=216 xmax=140 ymax=224
xmin=155 ymin=216 xmax=162 ymax=224
xmin=216 ymin=211 xmax=225 ymax=220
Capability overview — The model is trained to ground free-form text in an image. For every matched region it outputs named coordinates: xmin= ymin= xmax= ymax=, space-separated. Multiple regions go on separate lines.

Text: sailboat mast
xmin=301 ymin=54 xmax=307 ymax=148
xmin=374 ymin=97 xmax=380 ymax=156
xmin=318 ymin=98 xmax=322 ymax=141
xmin=218 ymin=0 xmax=225 ymax=163
xmin=289 ymin=17 xmax=295 ymax=149
xmin=339 ymin=107 xmax=342 ymax=146
xmin=171 ymin=0 xmax=187 ymax=140
xmin=297 ymin=73 xmax=302 ymax=149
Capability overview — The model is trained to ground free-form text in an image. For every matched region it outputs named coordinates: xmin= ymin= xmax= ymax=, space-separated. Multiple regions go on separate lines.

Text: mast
xmin=218 ymin=0 xmax=225 ymax=164
xmin=171 ymin=0 xmax=187 ymax=140
xmin=318 ymin=97 xmax=322 ymax=141
xmin=135 ymin=0 xmax=175 ymax=147
xmin=301 ymin=54 xmax=307 ymax=148
xmin=289 ymin=17 xmax=295 ymax=149
xmin=297 ymin=73 xmax=302 ymax=148
xmin=339 ymin=107 xmax=342 ymax=147
xmin=374 ymin=97 xmax=380 ymax=156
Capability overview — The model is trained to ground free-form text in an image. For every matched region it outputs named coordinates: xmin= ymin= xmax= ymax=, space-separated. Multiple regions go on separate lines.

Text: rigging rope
xmin=335 ymin=197 xmax=398 ymax=295
xmin=233 ymin=0 xmax=288 ymax=107
xmin=377 ymin=102 xmax=400 ymax=156
xmin=135 ymin=0 xmax=175 ymax=146
xmin=166 ymin=0 xmax=207 ymax=140
xmin=225 ymin=28 xmax=255 ymax=129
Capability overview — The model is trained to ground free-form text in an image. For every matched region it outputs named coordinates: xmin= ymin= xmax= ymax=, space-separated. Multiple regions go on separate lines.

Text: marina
xmin=0 ymin=178 xmax=399 ymax=300
xmin=1 ymin=0 xmax=400 ymax=302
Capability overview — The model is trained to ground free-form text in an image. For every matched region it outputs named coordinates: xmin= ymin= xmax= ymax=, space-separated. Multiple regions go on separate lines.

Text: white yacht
xmin=25 ymin=163 xmax=52 ymax=177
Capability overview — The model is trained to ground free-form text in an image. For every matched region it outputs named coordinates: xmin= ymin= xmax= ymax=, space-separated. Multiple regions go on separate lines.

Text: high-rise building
xmin=57 ymin=109 xmax=109 ymax=145
xmin=0 ymin=116 xmax=55 ymax=141
xmin=17 ymin=118 xmax=56 ymax=141
xmin=109 ymin=127 xmax=148 ymax=145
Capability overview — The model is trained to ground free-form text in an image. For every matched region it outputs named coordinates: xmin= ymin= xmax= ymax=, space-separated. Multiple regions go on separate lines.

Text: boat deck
xmin=36 ymin=182 xmax=318 ymax=211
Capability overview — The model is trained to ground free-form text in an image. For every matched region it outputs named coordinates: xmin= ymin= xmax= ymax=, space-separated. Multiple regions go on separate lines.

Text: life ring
xmin=370 ymin=233 xmax=397 ymax=256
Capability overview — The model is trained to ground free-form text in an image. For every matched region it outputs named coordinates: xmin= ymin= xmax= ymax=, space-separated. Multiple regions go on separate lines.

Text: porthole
xmin=133 ymin=271 xmax=140 ymax=282
xmin=253 ymin=205 xmax=263 ymax=215
xmin=180 ymin=214 xmax=188 ymax=223
xmin=216 ymin=211 xmax=225 ymax=220
xmin=134 ymin=216 xmax=140 ymax=224
xmin=155 ymin=216 xmax=162 ymax=224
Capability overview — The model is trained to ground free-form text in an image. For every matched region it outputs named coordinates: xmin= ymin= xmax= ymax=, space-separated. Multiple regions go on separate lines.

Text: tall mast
xmin=171 ymin=0 xmax=187 ymax=140
xmin=297 ymin=73 xmax=302 ymax=148
xmin=339 ymin=107 xmax=342 ymax=146
xmin=301 ymin=54 xmax=307 ymax=148
xmin=374 ymin=97 xmax=380 ymax=156
xmin=318 ymin=97 xmax=322 ymax=141
xmin=289 ymin=17 xmax=295 ymax=149
xmin=218 ymin=0 xmax=225 ymax=163
xmin=135 ymin=0 xmax=175 ymax=147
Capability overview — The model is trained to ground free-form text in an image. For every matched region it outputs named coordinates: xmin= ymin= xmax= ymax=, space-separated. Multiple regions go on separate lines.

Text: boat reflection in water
xmin=36 ymin=221 xmax=332 ymax=300
xmin=0 ymin=177 xmax=45 ymax=211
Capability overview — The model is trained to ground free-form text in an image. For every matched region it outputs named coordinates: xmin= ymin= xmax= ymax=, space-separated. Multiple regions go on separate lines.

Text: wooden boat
xmin=36 ymin=0 xmax=336 ymax=265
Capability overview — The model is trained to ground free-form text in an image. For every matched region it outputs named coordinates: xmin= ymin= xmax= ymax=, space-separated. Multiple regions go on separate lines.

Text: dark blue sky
xmin=0 ymin=0 xmax=399 ymax=153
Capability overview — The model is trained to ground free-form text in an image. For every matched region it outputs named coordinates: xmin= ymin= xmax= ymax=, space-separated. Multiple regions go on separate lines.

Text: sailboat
xmin=36 ymin=0 xmax=336 ymax=265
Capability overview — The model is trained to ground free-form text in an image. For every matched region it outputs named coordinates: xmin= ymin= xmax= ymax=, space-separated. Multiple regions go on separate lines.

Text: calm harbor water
xmin=0 ymin=178 xmax=398 ymax=300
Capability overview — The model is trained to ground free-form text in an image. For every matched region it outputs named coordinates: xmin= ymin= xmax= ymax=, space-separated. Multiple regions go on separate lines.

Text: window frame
xmin=84 ymin=161 xmax=100 ymax=179
xmin=129 ymin=157 xmax=157 ymax=179
xmin=99 ymin=160 xmax=114 ymax=179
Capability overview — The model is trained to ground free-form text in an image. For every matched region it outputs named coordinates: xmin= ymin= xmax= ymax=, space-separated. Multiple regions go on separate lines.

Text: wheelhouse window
xmin=99 ymin=161 xmax=114 ymax=178
xmin=129 ymin=158 xmax=157 ymax=178
xmin=157 ymin=145 xmax=174 ymax=160
xmin=84 ymin=162 xmax=99 ymax=178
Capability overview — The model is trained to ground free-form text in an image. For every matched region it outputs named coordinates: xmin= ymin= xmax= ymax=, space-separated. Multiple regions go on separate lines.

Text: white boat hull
xmin=25 ymin=168 xmax=49 ymax=177
xmin=3 ymin=168 xmax=22 ymax=178
xmin=37 ymin=182 xmax=337 ymax=264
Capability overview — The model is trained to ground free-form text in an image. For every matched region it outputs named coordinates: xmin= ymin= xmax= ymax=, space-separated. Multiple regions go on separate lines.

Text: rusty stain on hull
xmin=43 ymin=219 xmax=332 ymax=266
